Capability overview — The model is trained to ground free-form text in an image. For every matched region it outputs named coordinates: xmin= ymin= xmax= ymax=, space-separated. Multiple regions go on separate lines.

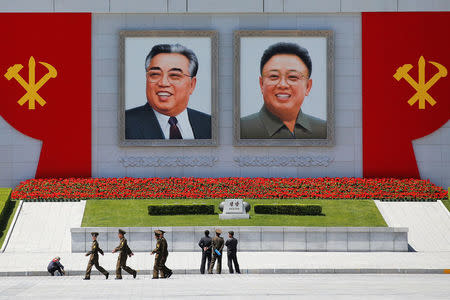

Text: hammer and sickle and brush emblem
xmin=4 ymin=56 xmax=57 ymax=110
xmin=393 ymin=56 xmax=447 ymax=109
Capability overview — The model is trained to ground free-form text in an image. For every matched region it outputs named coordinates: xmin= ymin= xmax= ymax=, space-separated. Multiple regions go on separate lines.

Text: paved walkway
xmin=4 ymin=201 xmax=86 ymax=253
xmin=1 ymin=201 xmax=449 ymax=276
xmin=0 ymin=274 xmax=449 ymax=299
xmin=375 ymin=200 xmax=450 ymax=251
xmin=0 ymin=251 xmax=449 ymax=275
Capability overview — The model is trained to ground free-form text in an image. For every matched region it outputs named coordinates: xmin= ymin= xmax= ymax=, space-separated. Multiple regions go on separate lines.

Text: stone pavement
xmin=0 ymin=274 xmax=449 ymax=299
xmin=4 ymin=201 xmax=86 ymax=253
xmin=0 ymin=251 xmax=449 ymax=276
xmin=375 ymin=200 xmax=450 ymax=251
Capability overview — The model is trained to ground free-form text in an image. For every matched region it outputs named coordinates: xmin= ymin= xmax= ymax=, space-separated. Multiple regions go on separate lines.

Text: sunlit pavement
xmin=0 ymin=274 xmax=449 ymax=299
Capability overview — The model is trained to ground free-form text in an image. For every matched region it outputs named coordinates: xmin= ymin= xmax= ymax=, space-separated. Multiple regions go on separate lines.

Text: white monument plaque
xmin=219 ymin=199 xmax=250 ymax=219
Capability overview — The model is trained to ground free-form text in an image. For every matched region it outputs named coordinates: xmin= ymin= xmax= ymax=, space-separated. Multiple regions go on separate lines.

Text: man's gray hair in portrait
xmin=145 ymin=43 xmax=199 ymax=77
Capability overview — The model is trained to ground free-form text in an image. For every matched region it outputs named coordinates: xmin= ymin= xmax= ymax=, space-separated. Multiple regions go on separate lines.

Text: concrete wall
xmin=1 ymin=0 xmax=450 ymax=13
xmin=72 ymin=226 xmax=409 ymax=252
xmin=1 ymin=3 xmax=449 ymax=189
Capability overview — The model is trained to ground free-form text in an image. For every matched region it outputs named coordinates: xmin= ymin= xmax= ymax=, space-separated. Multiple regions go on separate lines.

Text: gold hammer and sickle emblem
xmin=4 ymin=56 xmax=57 ymax=110
xmin=393 ymin=56 xmax=447 ymax=109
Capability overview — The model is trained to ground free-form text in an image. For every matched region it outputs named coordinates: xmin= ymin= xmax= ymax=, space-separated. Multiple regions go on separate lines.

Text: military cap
xmin=160 ymin=230 xmax=166 ymax=234
xmin=154 ymin=230 xmax=162 ymax=235
xmin=91 ymin=232 xmax=99 ymax=237
xmin=215 ymin=228 xmax=222 ymax=234
xmin=118 ymin=229 xmax=126 ymax=235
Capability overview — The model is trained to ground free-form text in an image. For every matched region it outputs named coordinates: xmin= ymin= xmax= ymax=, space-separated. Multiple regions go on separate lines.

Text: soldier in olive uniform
xmin=83 ymin=232 xmax=109 ymax=280
xmin=112 ymin=229 xmax=137 ymax=279
xmin=151 ymin=230 xmax=173 ymax=279
xmin=208 ymin=229 xmax=224 ymax=274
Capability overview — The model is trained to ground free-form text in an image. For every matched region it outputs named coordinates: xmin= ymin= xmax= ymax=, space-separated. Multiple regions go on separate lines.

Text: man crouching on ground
xmin=47 ymin=256 xmax=65 ymax=276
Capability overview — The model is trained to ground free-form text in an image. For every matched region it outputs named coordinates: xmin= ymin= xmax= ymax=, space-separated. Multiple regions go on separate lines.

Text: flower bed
xmin=10 ymin=177 xmax=447 ymax=201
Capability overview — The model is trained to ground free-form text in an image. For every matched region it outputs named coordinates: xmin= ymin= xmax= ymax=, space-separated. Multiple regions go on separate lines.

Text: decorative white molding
xmin=119 ymin=156 xmax=218 ymax=167
xmin=233 ymin=155 xmax=334 ymax=167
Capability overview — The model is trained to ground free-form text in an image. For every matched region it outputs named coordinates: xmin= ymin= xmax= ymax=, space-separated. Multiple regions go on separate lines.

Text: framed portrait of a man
xmin=234 ymin=30 xmax=334 ymax=146
xmin=119 ymin=31 xmax=218 ymax=146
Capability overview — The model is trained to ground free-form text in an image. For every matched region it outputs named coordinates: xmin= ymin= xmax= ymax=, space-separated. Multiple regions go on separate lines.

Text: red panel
xmin=0 ymin=13 xmax=91 ymax=178
xmin=362 ymin=12 xmax=450 ymax=178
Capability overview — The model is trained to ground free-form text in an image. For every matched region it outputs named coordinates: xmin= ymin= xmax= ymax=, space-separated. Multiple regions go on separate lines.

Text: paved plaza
xmin=0 ymin=274 xmax=448 ymax=299
xmin=1 ymin=251 xmax=450 ymax=275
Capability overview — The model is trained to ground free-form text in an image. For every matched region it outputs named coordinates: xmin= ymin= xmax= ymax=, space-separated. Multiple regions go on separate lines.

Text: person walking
xmin=198 ymin=230 xmax=212 ymax=274
xmin=151 ymin=230 xmax=172 ymax=279
xmin=225 ymin=231 xmax=240 ymax=274
xmin=112 ymin=229 xmax=137 ymax=280
xmin=208 ymin=229 xmax=224 ymax=274
xmin=83 ymin=232 xmax=109 ymax=280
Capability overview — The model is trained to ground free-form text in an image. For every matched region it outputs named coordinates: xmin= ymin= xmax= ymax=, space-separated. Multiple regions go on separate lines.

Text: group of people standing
xmin=49 ymin=228 xmax=240 ymax=279
xmin=198 ymin=229 xmax=240 ymax=274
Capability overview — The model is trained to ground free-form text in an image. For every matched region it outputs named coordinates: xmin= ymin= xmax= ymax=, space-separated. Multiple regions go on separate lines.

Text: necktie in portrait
xmin=168 ymin=117 xmax=182 ymax=139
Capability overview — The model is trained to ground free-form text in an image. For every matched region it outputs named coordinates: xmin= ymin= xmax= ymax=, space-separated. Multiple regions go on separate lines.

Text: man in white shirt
xmin=125 ymin=44 xmax=211 ymax=140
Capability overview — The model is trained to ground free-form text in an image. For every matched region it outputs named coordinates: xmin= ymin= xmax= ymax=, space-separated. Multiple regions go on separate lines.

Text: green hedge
xmin=148 ymin=205 xmax=215 ymax=215
xmin=0 ymin=188 xmax=12 ymax=225
xmin=254 ymin=204 xmax=322 ymax=215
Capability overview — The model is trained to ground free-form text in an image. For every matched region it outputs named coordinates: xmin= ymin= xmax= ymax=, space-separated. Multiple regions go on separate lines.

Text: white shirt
xmin=153 ymin=109 xmax=195 ymax=139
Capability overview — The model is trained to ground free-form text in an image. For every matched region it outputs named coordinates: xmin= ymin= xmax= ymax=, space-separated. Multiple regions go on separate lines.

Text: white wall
xmin=1 ymin=0 xmax=450 ymax=13
xmin=90 ymin=13 xmax=364 ymax=180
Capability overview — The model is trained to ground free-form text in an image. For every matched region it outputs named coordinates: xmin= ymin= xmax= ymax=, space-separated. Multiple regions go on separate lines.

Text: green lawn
xmin=82 ymin=199 xmax=387 ymax=227
xmin=0 ymin=188 xmax=19 ymax=249
xmin=442 ymin=200 xmax=450 ymax=212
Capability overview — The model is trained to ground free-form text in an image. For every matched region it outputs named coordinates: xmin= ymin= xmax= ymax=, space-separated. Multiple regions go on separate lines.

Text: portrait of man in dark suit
xmin=240 ymin=42 xmax=327 ymax=139
xmin=125 ymin=43 xmax=211 ymax=140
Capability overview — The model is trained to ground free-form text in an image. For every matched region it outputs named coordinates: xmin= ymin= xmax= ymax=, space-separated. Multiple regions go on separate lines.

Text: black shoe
xmin=115 ymin=277 xmax=122 ymax=280
xmin=83 ymin=277 xmax=90 ymax=280
xmin=133 ymin=271 xmax=137 ymax=279
xmin=152 ymin=277 xmax=159 ymax=279
xmin=105 ymin=273 xmax=109 ymax=280
xmin=165 ymin=271 xmax=173 ymax=278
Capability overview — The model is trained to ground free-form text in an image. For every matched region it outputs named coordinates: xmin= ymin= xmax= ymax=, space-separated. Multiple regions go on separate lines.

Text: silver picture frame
xmin=233 ymin=30 xmax=335 ymax=146
xmin=119 ymin=30 xmax=218 ymax=146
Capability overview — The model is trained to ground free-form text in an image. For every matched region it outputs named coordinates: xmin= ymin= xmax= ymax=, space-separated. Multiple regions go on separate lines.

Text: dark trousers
xmin=227 ymin=252 xmax=240 ymax=274
xmin=48 ymin=266 xmax=63 ymax=276
xmin=116 ymin=254 xmax=135 ymax=278
xmin=200 ymin=251 xmax=212 ymax=274
xmin=208 ymin=253 xmax=222 ymax=274
xmin=85 ymin=258 xmax=108 ymax=278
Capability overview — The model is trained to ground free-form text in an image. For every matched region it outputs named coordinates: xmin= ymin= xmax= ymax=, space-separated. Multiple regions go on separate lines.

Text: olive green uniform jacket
xmin=240 ymin=105 xmax=327 ymax=139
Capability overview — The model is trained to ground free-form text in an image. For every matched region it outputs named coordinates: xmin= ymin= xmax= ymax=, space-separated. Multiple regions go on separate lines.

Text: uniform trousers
xmin=85 ymin=257 xmax=108 ymax=278
xmin=208 ymin=253 xmax=222 ymax=274
xmin=116 ymin=255 xmax=135 ymax=278
xmin=153 ymin=254 xmax=172 ymax=278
